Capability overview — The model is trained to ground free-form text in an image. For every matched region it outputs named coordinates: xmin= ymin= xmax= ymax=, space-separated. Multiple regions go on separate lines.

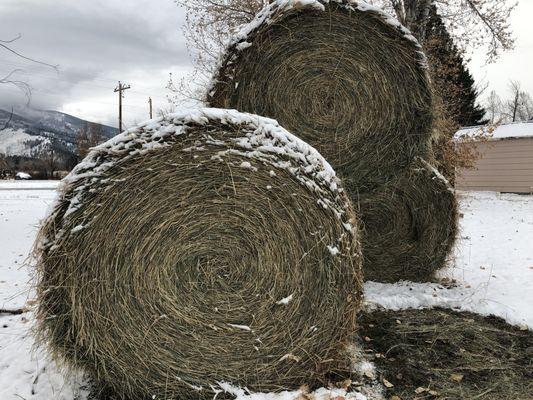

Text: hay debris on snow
xmin=35 ymin=108 xmax=363 ymax=400
xmin=359 ymin=308 xmax=533 ymax=399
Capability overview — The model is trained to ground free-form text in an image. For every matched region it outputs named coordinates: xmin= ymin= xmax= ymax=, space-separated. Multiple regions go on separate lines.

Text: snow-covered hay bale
xmin=356 ymin=158 xmax=458 ymax=282
xmin=208 ymin=0 xmax=432 ymax=192
xmin=34 ymin=109 xmax=363 ymax=399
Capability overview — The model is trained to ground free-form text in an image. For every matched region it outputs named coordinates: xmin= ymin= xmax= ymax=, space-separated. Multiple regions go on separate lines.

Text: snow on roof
xmin=455 ymin=121 xmax=533 ymax=141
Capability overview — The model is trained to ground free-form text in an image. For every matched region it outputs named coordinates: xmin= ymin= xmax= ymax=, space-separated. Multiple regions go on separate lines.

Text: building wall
xmin=455 ymin=137 xmax=533 ymax=193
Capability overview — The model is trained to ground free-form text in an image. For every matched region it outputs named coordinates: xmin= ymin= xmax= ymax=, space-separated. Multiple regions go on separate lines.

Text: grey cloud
xmin=0 ymin=0 xmax=191 ymax=120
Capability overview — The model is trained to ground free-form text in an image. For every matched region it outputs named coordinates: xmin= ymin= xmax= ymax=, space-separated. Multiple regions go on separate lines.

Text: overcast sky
xmin=1 ymin=0 xmax=532 ymax=129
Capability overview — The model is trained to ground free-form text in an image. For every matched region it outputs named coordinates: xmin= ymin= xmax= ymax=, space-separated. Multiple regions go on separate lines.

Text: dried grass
xmin=208 ymin=0 xmax=433 ymax=193
xmin=359 ymin=308 xmax=533 ymax=399
xmin=208 ymin=1 xmax=456 ymax=282
xmin=34 ymin=111 xmax=363 ymax=399
xmin=355 ymin=158 xmax=458 ymax=283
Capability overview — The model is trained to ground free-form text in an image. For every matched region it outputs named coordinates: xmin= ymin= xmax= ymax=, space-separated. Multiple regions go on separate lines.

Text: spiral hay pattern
xmin=208 ymin=0 xmax=457 ymax=282
xmin=34 ymin=109 xmax=363 ymax=399
xmin=355 ymin=158 xmax=458 ymax=283
xmin=208 ymin=0 xmax=433 ymax=193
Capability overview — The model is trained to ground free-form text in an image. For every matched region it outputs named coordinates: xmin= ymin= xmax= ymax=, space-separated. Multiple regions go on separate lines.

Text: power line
xmin=0 ymin=85 xmax=149 ymax=109
xmin=0 ymin=59 xmax=177 ymax=95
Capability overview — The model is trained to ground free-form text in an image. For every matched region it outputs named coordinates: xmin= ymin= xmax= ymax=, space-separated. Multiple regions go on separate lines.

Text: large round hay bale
xmin=35 ymin=109 xmax=363 ymax=399
xmin=207 ymin=0 xmax=433 ymax=193
xmin=355 ymin=158 xmax=458 ymax=283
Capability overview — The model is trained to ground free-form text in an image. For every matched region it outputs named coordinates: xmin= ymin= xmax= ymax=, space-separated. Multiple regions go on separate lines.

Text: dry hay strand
xmin=355 ymin=158 xmax=458 ymax=283
xmin=358 ymin=308 xmax=533 ymax=400
xmin=34 ymin=109 xmax=363 ymax=400
xmin=207 ymin=0 xmax=433 ymax=193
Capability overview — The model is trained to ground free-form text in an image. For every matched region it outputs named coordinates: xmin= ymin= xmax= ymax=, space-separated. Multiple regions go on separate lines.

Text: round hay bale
xmin=355 ymin=158 xmax=458 ymax=283
xmin=207 ymin=0 xmax=433 ymax=193
xmin=35 ymin=109 xmax=363 ymax=399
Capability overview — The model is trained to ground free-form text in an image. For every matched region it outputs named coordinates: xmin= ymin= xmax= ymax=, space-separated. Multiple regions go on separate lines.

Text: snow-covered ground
xmin=1 ymin=183 xmax=532 ymax=399
xmin=366 ymin=190 xmax=533 ymax=328
xmin=0 ymin=180 xmax=58 ymax=310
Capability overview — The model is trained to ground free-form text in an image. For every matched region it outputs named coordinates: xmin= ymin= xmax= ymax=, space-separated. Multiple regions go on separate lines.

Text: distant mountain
xmin=0 ymin=108 xmax=118 ymax=159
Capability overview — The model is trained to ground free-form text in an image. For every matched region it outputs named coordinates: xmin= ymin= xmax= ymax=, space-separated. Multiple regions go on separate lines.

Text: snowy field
xmin=1 ymin=181 xmax=532 ymax=399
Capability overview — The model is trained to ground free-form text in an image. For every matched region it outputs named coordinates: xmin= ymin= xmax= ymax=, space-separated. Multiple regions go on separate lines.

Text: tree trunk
xmin=403 ymin=0 xmax=433 ymax=43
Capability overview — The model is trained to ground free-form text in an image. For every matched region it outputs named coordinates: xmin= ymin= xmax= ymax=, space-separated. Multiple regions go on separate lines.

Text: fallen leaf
xmin=298 ymin=384 xmax=310 ymax=394
xmin=382 ymin=378 xmax=394 ymax=388
xmin=450 ymin=373 xmax=464 ymax=382
xmin=415 ymin=387 xmax=428 ymax=394
xmin=338 ymin=379 xmax=351 ymax=390
xmin=390 ymin=396 xmax=402 ymax=400
xmin=364 ymin=370 xmax=376 ymax=379
xmin=429 ymin=390 xmax=439 ymax=396
xmin=364 ymin=336 xmax=372 ymax=342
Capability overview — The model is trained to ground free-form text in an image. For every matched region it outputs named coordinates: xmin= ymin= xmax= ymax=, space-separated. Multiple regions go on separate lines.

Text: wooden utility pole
xmin=148 ymin=97 xmax=153 ymax=119
xmin=114 ymin=81 xmax=131 ymax=132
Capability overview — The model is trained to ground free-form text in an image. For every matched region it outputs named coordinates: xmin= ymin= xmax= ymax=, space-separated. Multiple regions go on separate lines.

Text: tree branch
xmin=0 ymin=41 xmax=59 ymax=72
xmin=1 ymin=107 xmax=14 ymax=130
xmin=0 ymin=308 xmax=25 ymax=315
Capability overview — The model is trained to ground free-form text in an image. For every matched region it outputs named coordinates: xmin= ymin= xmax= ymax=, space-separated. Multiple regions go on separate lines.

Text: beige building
xmin=455 ymin=122 xmax=533 ymax=194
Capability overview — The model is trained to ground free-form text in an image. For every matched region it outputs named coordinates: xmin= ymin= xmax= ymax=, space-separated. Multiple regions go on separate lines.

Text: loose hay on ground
xmin=34 ymin=109 xmax=363 ymax=400
xmin=358 ymin=308 xmax=533 ymax=399
xmin=355 ymin=158 xmax=458 ymax=283
xmin=207 ymin=0 xmax=433 ymax=193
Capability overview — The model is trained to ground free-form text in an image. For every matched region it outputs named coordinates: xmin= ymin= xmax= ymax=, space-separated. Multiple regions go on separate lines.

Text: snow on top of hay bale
xmin=49 ymin=108 xmax=349 ymax=242
xmin=208 ymin=0 xmax=426 ymax=97
xmin=64 ymin=108 xmax=339 ymax=190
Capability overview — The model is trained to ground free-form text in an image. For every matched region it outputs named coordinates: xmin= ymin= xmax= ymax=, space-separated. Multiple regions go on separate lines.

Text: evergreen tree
xmin=424 ymin=5 xmax=487 ymax=127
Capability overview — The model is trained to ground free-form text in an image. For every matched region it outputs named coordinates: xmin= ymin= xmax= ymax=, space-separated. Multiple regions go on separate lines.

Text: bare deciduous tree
xmin=368 ymin=0 xmax=516 ymax=61
xmin=76 ymin=122 xmax=105 ymax=158
xmin=504 ymin=81 xmax=533 ymax=122
xmin=175 ymin=0 xmax=516 ymax=80
xmin=484 ymin=90 xmax=503 ymax=124
xmin=486 ymin=82 xmax=533 ymax=123
xmin=175 ymin=0 xmax=269 ymax=78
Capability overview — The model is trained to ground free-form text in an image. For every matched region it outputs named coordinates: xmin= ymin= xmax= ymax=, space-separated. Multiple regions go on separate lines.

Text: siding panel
xmin=456 ymin=138 xmax=533 ymax=193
